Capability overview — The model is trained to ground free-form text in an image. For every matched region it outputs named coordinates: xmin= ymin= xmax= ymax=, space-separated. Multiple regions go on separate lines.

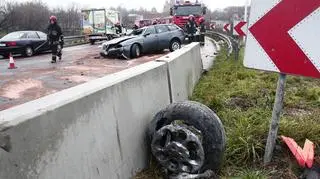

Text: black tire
xmin=100 ymin=52 xmax=108 ymax=58
xmin=130 ymin=44 xmax=141 ymax=58
xmin=24 ymin=46 xmax=34 ymax=57
xmin=147 ymin=101 xmax=226 ymax=173
xmin=90 ymin=40 xmax=95 ymax=45
xmin=169 ymin=39 xmax=181 ymax=52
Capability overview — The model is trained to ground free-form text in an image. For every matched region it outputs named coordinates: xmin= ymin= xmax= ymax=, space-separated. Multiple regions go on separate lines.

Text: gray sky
xmin=15 ymin=0 xmax=249 ymax=11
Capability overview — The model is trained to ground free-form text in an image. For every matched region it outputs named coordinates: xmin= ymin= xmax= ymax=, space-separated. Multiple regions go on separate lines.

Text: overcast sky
xmin=14 ymin=0 xmax=250 ymax=11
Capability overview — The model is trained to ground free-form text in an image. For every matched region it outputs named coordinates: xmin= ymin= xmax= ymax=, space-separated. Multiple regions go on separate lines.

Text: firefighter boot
xmin=57 ymin=45 xmax=62 ymax=60
xmin=57 ymin=52 xmax=62 ymax=60
xmin=51 ymin=56 xmax=57 ymax=63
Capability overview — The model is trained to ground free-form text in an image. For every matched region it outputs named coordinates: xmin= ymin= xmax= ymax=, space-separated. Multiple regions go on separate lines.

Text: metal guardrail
xmin=206 ymin=31 xmax=234 ymax=55
xmin=64 ymin=35 xmax=86 ymax=40
xmin=63 ymin=35 xmax=88 ymax=47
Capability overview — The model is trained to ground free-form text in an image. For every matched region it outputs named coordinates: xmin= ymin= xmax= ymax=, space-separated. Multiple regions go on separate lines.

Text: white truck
xmin=81 ymin=9 xmax=121 ymax=45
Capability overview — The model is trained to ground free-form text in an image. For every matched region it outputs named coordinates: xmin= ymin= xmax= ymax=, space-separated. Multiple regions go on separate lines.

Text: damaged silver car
xmin=100 ymin=24 xmax=185 ymax=59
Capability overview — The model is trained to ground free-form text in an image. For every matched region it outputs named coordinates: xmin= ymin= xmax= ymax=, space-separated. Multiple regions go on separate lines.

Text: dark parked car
xmin=100 ymin=24 xmax=185 ymax=59
xmin=0 ymin=31 xmax=51 ymax=58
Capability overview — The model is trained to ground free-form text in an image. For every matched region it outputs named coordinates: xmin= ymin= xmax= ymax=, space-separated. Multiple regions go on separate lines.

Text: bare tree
xmin=209 ymin=6 xmax=246 ymax=22
xmin=0 ymin=0 xmax=246 ymax=37
xmin=0 ymin=1 xmax=49 ymax=33
xmin=52 ymin=3 xmax=81 ymax=35
xmin=0 ymin=0 xmax=14 ymax=32
xmin=0 ymin=0 xmax=82 ymax=36
xmin=151 ymin=7 xmax=157 ymax=13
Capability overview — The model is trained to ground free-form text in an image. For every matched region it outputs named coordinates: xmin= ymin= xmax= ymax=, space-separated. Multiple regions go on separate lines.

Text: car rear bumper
xmin=0 ymin=46 xmax=24 ymax=55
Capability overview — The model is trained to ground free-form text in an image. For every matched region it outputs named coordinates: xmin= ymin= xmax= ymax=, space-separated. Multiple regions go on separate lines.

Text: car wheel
xmin=130 ymin=44 xmax=141 ymax=58
xmin=147 ymin=101 xmax=226 ymax=175
xmin=169 ymin=39 xmax=181 ymax=52
xmin=90 ymin=40 xmax=95 ymax=45
xmin=100 ymin=51 xmax=108 ymax=58
xmin=25 ymin=46 xmax=34 ymax=57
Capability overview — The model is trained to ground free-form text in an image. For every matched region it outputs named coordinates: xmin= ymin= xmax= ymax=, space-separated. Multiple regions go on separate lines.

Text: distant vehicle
xmin=0 ymin=31 xmax=52 ymax=58
xmin=135 ymin=17 xmax=173 ymax=28
xmin=81 ymin=9 xmax=122 ymax=45
xmin=158 ymin=17 xmax=173 ymax=24
xmin=135 ymin=19 xmax=153 ymax=28
xmin=170 ymin=0 xmax=207 ymax=31
xmin=100 ymin=24 xmax=185 ymax=59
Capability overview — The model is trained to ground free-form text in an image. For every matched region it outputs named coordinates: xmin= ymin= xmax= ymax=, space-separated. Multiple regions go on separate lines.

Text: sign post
xmin=244 ymin=0 xmax=320 ymax=164
xmin=233 ymin=20 xmax=247 ymax=60
xmin=264 ymin=73 xmax=286 ymax=164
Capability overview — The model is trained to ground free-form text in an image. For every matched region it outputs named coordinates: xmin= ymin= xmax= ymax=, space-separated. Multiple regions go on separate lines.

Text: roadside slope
xmin=191 ymin=48 xmax=320 ymax=178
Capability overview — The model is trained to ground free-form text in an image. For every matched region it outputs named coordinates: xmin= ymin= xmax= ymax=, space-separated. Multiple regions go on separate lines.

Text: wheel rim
xmin=151 ymin=122 xmax=205 ymax=174
xmin=172 ymin=42 xmax=180 ymax=51
xmin=26 ymin=47 xmax=33 ymax=56
xmin=136 ymin=46 xmax=140 ymax=56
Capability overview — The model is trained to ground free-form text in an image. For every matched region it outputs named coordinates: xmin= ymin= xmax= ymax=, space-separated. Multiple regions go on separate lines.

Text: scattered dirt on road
xmin=0 ymin=79 xmax=44 ymax=99
xmin=63 ymin=66 xmax=103 ymax=72
xmin=0 ymin=47 xmax=169 ymax=111
xmin=60 ymin=75 xmax=97 ymax=83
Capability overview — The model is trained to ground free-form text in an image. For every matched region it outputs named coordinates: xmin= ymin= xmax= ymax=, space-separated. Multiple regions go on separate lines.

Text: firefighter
xmin=113 ymin=22 xmax=122 ymax=34
xmin=133 ymin=24 xmax=139 ymax=30
xmin=185 ymin=15 xmax=197 ymax=43
xmin=199 ymin=17 xmax=206 ymax=45
xmin=47 ymin=15 xmax=63 ymax=63
xmin=153 ymin=18 xmax=160 ymax=25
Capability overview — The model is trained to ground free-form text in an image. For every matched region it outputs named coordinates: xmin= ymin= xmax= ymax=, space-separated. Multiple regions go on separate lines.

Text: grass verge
xmin=191 ymin=47 xmax=320 ymax=178
xmin=135 ymin=46 xmax=320 ymax=178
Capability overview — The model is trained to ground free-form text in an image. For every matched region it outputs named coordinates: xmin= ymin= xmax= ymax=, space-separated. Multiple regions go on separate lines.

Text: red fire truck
xmin=170 ymin=0 xmax=207 ymax=31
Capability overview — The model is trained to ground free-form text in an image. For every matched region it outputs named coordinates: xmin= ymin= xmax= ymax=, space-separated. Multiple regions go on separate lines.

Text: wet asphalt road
xmin=0 ymin=43 xmax=169 ymax=111
xmin=0 ymin=44 xmax=99 ymax=73
xmin=0 ymin=39 xmax=216 ymax=111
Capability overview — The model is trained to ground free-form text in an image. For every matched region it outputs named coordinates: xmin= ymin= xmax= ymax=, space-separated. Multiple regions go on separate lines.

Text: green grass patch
xmin=191 ymin=47 xmax=320 ymax=177
xmin=134 ymin=46 xmax=320 ymax=178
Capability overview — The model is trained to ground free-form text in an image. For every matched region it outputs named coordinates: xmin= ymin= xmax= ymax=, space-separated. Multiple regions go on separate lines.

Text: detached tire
xmin=130 ymin=44 xmax=141 ymax=58
xmin=147 ymin=101 xmax=226 ymax=174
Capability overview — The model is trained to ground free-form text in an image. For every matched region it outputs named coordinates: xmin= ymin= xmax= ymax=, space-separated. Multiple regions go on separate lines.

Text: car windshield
xmin=1 ymin=32 xmax=26 ymax=40
xmin=175 ymin=5 xmax=202 ymax=16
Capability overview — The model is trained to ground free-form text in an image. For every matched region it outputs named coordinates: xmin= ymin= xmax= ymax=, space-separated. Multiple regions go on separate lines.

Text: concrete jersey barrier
xmin=0 ymin=43 xmax=202 ymax=179
xmin=157 ymin=43 xmax=202 ymax=102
